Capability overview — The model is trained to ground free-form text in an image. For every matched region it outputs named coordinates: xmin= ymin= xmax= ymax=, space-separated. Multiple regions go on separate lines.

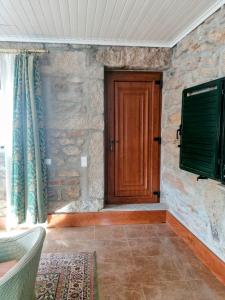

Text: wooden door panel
xmin=105 ymin=71 xmax=161 ymax=204
xmin=115 ymin=82 xmax=151 ymax=196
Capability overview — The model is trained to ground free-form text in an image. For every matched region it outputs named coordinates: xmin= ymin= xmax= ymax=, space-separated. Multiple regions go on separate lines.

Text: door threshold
xmin=102 ymin=203 xmax=168 ymax=212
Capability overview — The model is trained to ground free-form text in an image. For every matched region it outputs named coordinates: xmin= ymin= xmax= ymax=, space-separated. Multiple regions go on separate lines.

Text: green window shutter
xmin=180 ymin=79 xmax=224 ymax=180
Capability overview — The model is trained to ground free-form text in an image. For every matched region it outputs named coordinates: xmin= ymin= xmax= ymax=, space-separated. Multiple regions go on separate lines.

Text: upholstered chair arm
xmin=0 ymin=236 xmax=25 ymax=262
xmin=0 ymin=227 xmax=46 ymax=300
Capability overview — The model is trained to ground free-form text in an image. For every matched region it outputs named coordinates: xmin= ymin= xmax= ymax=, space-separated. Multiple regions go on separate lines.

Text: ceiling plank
xmin=59 ymin=0 xmax=71 ymax=37
xmin=68 ymin=0 xmax=78 ymax=38
xmin=85 ymin=0 xmax=97 ymax=38
xmin=0 ymin=0 xmax=224 ymax=47
xmin=77 ymin=0 xmax=88 ymax=38
xmin=29 ymin=0 xmax=50 ymax=36
xmin=39 ymin=0 xmax=58 ymax=38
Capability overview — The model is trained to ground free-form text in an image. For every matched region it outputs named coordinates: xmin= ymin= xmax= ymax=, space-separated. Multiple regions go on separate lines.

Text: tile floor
xmin=43 ymin=223 xmax=225 ymax=300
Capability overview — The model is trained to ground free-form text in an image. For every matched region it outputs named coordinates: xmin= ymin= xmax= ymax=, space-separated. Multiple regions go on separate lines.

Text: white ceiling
xmin=0 ymin=0 xmax=224 ymax=48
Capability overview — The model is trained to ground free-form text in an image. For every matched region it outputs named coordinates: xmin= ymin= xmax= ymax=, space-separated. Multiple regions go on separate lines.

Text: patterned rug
xmin=35 ymin=253 xmax=98 ymax=300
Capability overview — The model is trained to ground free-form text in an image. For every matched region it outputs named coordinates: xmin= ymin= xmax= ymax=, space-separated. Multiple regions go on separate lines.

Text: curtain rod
xmin=0 ymin=48 xmax=49 ymax=53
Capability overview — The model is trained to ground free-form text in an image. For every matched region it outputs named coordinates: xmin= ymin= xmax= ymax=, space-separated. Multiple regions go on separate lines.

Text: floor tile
xmin=42 ymin=224 xmax=225 ymax=299
xmin=46 ymin=226 xmax=95 ymax=240
xmin=95 ymin=225 xmax=126 ymax=241
xmin=42 ymin=239 xmax=95 ymax=253
xmin=161 ymin=236 xmax=194 ymax=257
xmin=97 ymin=261 xmax=131 ymax=286
xmin=130 ymin=255 xmax=184 ymax=284
xmin=171 ymin=247 xmax=215 ymax=282
xmin=188 ymin=279 xmax=225 ymax=300
xmin=125 ymin=224 xmax=156 ymax=239
xmin=153 ymin=223 xmax=176 ymax=237
xmin=142 ymin=281 xmax=193 ymax=300
xmin=99 ymin=284 xmax=145 ymax=300
xmin=128 ymin=237 xmax=164 ymax=257
xmin=94 ymin=241 xmax=133 ymax=264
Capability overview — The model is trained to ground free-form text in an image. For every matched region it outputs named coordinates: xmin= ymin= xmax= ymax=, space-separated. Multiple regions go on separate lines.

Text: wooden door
xmin=105 ymin=71 xmax=162 ymax=204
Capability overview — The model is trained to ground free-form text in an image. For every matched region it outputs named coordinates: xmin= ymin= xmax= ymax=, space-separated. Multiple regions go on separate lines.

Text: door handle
xmin=154 ymin=137 xmax=161 ymax=144
xmin=109 ymin=140 xmax=119 ymax=151
xmin=109 ymin=139 xmax=115 ymax=151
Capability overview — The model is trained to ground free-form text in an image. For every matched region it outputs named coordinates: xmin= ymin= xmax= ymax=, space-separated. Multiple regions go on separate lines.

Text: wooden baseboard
xmin=167 ymin=211 xmax=225 ymax=286
xmin=47 ymin=210 xmax=166 ymax=228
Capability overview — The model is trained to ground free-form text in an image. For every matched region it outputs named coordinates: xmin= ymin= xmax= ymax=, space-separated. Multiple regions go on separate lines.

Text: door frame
xmin=104 ymin=70 xmax=162 ymax=205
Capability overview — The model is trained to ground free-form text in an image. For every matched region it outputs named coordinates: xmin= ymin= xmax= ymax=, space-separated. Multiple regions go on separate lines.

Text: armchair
xmin=0 ymin=227 xmax=46 ymax=300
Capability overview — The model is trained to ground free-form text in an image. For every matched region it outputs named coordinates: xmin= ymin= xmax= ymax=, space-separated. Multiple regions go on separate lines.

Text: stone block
xmin=63 ymin=145 xmax=81 ymax=156
xmin=167 ymin=111 xmax=181 ymax=126
xmin=81 ymin=198 xmax=104 ymax=211
xmin=58 ymin=138 xmax=75 ymax=146
xmin=207 ymin=28 xmax=225 ymax=45
xmin=61 ymin=185 xmax=80 ymax=201
xmin=96 ymin=46 xmax=172 ymax=69
xmin=76 ymin=138 xmax=85 ymax=147
xmin=48 ymin=178 xmax=80 ymax=186
xmin=53 ymin=156 xmax=65 ymax=167
xmin=89 ymin=115 xmax=104 ymax=130
xmin=89 ymin=80 xmax=104 ymax=114
xmin=48 ymin=200 xmax=74 ymax=213
xmin=161 ymin=127 xmax=177 ymax=144
xmin=46 ymin=115 xmax=89 ymax=130
xmin=88 ymin=132 xmax=104 ymax=200
xmin=58 ymin=169 xmax=80 ymax=177
xmin=47 ymin=186 xmax=61 ymax=202
xmin=43 ymin=51 xmax=87 ymax=75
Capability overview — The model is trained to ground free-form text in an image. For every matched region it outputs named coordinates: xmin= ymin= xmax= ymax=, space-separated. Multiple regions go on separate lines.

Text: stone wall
xmin=0 ymin=42 xmax=171 ymax=215
xmin=41 ymin=46 xmax=105 ymax=213
xmin=42 ymin=45 xmax=171 ymax=213
xmin=162 ymin=7 xmax=225 ymax=261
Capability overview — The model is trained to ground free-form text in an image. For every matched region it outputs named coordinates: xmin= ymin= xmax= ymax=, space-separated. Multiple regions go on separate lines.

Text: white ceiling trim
xmin=0 ymin=36 xmax=172 ymax=48
xmin=170 ymin=0 xmax=225 ymax=47
xmin=0 ymin=0 xmax=224 ymax=48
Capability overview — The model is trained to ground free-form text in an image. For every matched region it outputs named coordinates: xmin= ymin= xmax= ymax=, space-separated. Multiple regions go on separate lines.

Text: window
xmin=0 ymin=54 xmax=14 ymax=149
xmin=179 ymin=78 xmax=225 ymax=183
xmin=0 ymin=81 xmax=7 ymax=147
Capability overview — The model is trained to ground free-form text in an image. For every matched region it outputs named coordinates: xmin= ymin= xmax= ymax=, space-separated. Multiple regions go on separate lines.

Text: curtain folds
xmin=11 ymin=54 xmax=47 ymax=224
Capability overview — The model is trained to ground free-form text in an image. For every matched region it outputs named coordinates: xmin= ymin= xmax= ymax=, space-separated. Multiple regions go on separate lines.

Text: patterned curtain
xmin=11 ymin=54 xmax=47 ymax=224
